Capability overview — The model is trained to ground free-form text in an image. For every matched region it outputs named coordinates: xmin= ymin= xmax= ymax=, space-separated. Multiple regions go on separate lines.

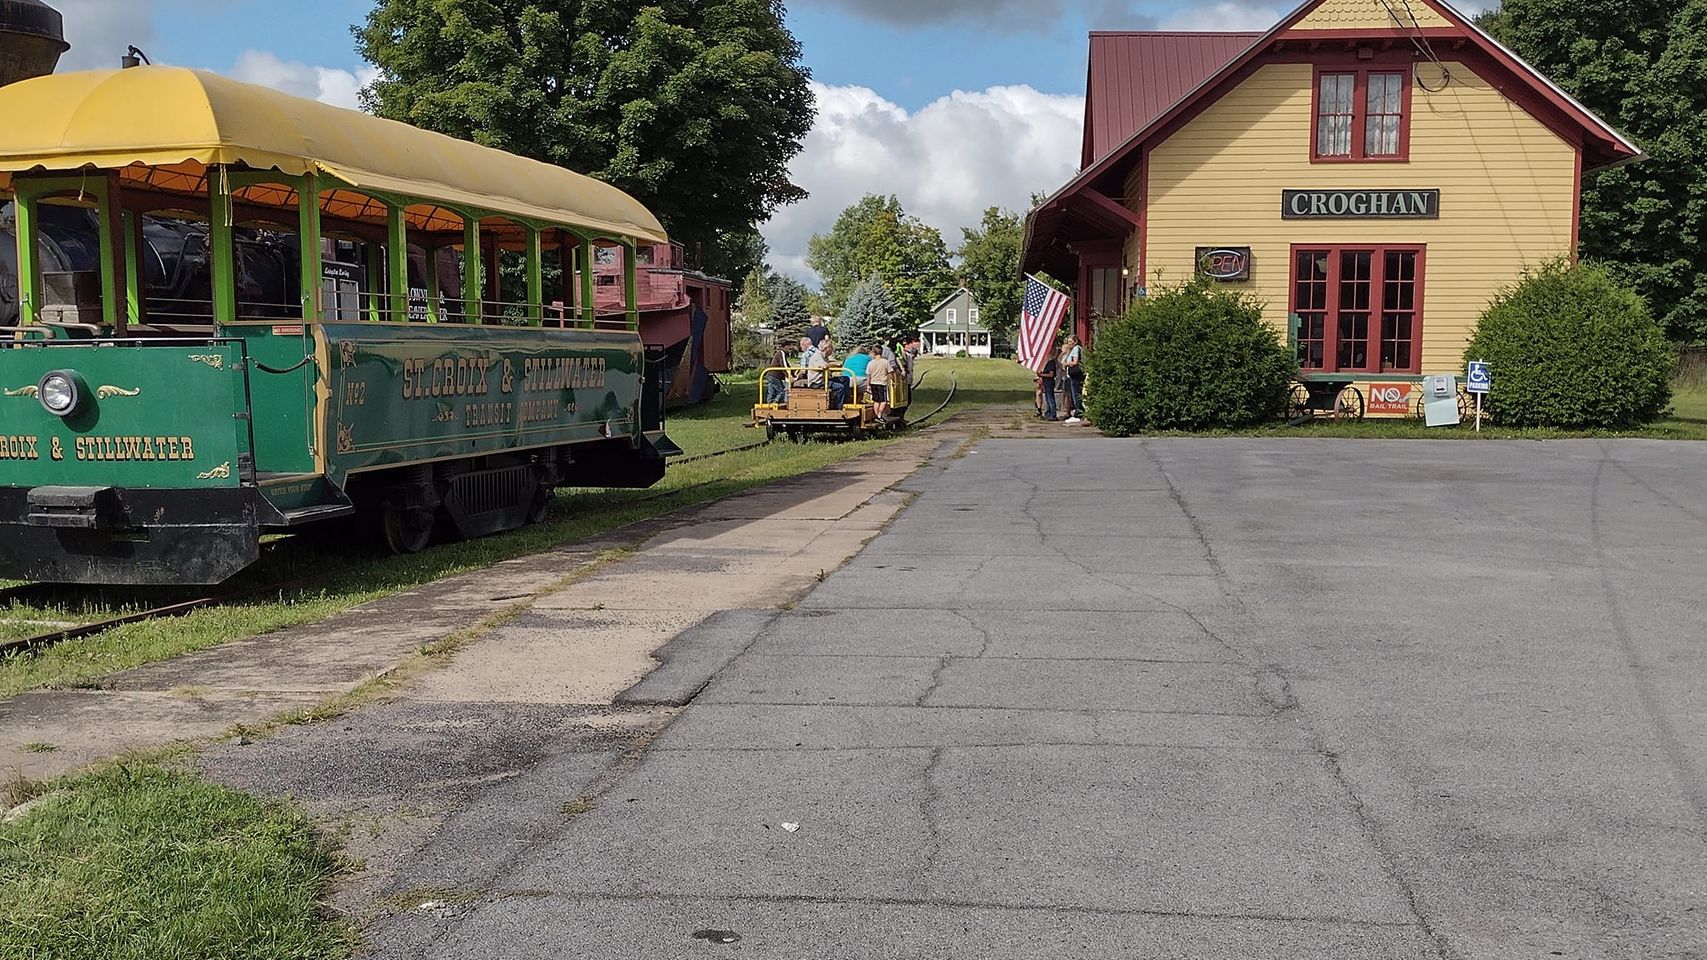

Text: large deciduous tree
xmin=1480 ymin=0 xmax=1707 ymax=340
xmin=956 ymin=206 xmax=1024 ymax=350
xmin=806 ymin=195 xmax=955 ymax=326
xmin=734 ymin=267 xmax=774 ymax=329
xmin=356 ymin=0 xmax=814 ymax=275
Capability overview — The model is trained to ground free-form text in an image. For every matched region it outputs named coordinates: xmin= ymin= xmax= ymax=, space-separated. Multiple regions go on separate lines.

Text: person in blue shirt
xmin=842 ymin=344 xmax=872 ymax=402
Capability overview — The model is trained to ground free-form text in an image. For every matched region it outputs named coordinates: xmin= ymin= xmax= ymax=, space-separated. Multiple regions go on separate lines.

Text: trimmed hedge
xmin=1084 ymin=280 xmax=1296 ymax=435
xmin=1463 ymin=259 xmax=1673 ymax=428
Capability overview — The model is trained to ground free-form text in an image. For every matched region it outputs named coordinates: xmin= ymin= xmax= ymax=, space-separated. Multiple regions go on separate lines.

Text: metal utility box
xmin=1424 ymin=375 xmax=1461 ymax=427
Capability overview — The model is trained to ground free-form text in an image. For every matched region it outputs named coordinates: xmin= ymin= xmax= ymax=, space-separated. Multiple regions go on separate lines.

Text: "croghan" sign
xmin=1281 ymin=189 xmax=1440 ymax=219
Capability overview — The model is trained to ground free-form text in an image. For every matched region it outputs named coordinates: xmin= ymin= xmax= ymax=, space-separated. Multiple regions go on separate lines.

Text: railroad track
xmin=0 ymin=592 xmax=232 ymax=657
xmin=0 ymin=394 xmax=964 ymax=657
xmin=0 ymin=434 xmax=791 ymax=656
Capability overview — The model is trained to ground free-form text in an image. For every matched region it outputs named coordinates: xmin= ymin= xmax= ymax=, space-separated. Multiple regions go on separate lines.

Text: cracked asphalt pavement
xmin=350 ymin=438 xmax=1707 ymax=957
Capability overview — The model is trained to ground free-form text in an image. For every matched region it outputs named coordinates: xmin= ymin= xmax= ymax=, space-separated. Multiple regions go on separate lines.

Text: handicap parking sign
xmin=1466 ymin=360 xmax=1491 ymax=394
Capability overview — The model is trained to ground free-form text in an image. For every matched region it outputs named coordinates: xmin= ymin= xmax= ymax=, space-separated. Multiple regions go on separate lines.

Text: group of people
xmin=764 ymin=326 xmax=919 ymax=422
xmin=1035 ymin=334 xmax=1086 ymax=423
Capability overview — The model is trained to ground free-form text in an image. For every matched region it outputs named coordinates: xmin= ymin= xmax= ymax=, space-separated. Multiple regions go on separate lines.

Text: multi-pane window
xmin=1380 ymin=250 xmax=1418 ymax=371
xmin=1365 ymin=72 xmax=1405 ymax=156
xmin=1293 ymin=251 xmax=1329 ymax=370
xmin=1336 ymin=251 xmax=1372 ymax=370
xmin=1316 ymin=74 xmax=1356 ymax=158
xmin=1313 ymin=69 xmax=1409 ymax=160
xmin=1291 ymin=246 xmax=1423 ymax=374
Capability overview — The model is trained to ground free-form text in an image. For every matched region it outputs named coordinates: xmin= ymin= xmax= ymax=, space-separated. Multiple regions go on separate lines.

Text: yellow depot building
xmin=1023 ymin=0 xmax=1641 ymax=414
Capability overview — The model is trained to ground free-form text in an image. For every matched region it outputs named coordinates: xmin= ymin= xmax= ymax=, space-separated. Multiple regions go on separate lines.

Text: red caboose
xmin=594 ymin=241 xmax=732 ymax=407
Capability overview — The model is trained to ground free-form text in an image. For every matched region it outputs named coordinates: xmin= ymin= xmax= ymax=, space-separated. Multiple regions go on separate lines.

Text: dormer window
xmin=1313 ymin=68 xmax=1411 ymax=161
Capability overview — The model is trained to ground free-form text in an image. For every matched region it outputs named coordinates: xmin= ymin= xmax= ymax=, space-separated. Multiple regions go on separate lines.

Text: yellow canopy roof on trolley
xmin=0 ymin=66 xmax=668 ymax=243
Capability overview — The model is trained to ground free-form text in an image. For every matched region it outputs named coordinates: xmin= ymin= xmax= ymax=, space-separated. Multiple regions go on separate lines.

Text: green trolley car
xmin=0 ymin=67 xmax=677 ymax=584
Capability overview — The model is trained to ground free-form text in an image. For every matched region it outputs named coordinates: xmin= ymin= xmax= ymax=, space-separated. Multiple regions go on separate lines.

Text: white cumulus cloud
xmin=763 ymin=82 xmax=1083 ymax=283
xmin=229 ymin=50 xmax=379 ymax=110
xmin=1159 ymin=2 xmax=1285 ymax=30
xmin=55 ymin=0 xmax=154 ymax=71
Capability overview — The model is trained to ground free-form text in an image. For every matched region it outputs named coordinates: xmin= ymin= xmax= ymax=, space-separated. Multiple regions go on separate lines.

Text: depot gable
xmin=1292 ymin=0 xmax=1451 ymax=31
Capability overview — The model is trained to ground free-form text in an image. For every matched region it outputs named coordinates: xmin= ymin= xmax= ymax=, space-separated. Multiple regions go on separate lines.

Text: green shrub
xmin=730 ymin=321 xmax=773 ymax=372
xmin=1464 ymin=259 xmax=1673 ymax=428
xmin=1084 ymin=279 xmax=1295 ymax=434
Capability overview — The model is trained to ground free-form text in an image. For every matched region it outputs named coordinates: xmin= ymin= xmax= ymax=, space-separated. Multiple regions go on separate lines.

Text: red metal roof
xmin=1082 ymin=31 xmax=1261 ymax=169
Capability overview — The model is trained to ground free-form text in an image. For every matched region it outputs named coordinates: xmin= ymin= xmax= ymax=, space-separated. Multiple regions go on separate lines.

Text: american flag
xmin=1017 ymin=275 xmax=1070 ymax=373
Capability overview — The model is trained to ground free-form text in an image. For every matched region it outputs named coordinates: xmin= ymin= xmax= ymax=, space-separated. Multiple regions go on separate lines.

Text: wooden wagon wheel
xmin=1335 ymin=385 xmax=1366 ymax=420
xmin=1285 ymin=382 xmax=1311 ymax=421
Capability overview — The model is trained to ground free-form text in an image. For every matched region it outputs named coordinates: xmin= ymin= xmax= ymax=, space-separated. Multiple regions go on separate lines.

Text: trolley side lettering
xmin=0 ymin=436 xmax=40 ymax=460
xmin=72 ymin=435 xmax=197 ymax=461
xmin=400 ymin=355 xmax=495 ymax=399
xmin=523 ymin=357 xmax=607 ymax=392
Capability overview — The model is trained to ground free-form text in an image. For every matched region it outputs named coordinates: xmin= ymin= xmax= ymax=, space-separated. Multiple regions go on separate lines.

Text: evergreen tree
xmin=1480 ymin=0 xmax=1707 ymax=339
xmin=836 ymin=274 xmax=906 ymax=348
xmin=769 ymin=276 xmax=812 ymax=347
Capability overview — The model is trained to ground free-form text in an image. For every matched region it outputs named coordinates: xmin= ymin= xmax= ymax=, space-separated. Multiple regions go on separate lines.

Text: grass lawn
xmin=0 ymin=358 xmax=1036 ymax=699
xmin=0 ymin=761 xmax=348 ymax=960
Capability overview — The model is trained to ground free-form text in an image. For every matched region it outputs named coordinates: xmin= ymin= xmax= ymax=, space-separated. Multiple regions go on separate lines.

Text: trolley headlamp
xmin=37 ymin=370 xmax=85 ymax=417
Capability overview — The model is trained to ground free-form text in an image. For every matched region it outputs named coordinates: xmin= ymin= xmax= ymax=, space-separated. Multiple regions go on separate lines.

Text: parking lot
xmin=353 ymin=436 xmax=1707 ymax=958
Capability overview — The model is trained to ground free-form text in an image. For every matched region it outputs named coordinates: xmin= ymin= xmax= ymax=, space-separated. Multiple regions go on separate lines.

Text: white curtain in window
xmin=1364 ymin=73 xmax=1404 ymax=155
xmin=1317 ymin=74 xmax=1354 ymax=156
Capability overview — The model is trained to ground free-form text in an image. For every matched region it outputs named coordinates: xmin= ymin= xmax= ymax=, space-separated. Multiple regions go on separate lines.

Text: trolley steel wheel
xmin=526 ymin=487 xmax=552 ymax=525
xmin=763 ymin=419 xmax=777 ymax=442
xmin=1335 ymin=385 xmax=1366 ymax=420
xmin=380 ymin=507 xmax=435 ymax=554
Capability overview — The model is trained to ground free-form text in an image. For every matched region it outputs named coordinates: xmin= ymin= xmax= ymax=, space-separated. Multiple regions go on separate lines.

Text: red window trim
xmin=1288 ymin=243 xmax=1426 ymax=375
xmin=1310 ymin=65 xmax=1414 ymax=163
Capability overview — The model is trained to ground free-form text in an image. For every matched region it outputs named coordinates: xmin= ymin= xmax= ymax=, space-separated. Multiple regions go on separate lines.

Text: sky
xmin=52 ymin=0 xmax=1491 ymax=282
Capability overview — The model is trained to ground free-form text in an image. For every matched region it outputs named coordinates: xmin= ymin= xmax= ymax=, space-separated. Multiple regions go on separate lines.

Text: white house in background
xmin=919 ymin=287 xmax=992 ymax=357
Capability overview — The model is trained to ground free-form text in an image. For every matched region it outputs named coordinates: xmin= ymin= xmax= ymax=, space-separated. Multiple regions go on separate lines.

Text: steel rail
xmin=0 ymin=391 xmax=966 ymax=657
xmin=0 ymin=591 xmax=230 ymax=657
